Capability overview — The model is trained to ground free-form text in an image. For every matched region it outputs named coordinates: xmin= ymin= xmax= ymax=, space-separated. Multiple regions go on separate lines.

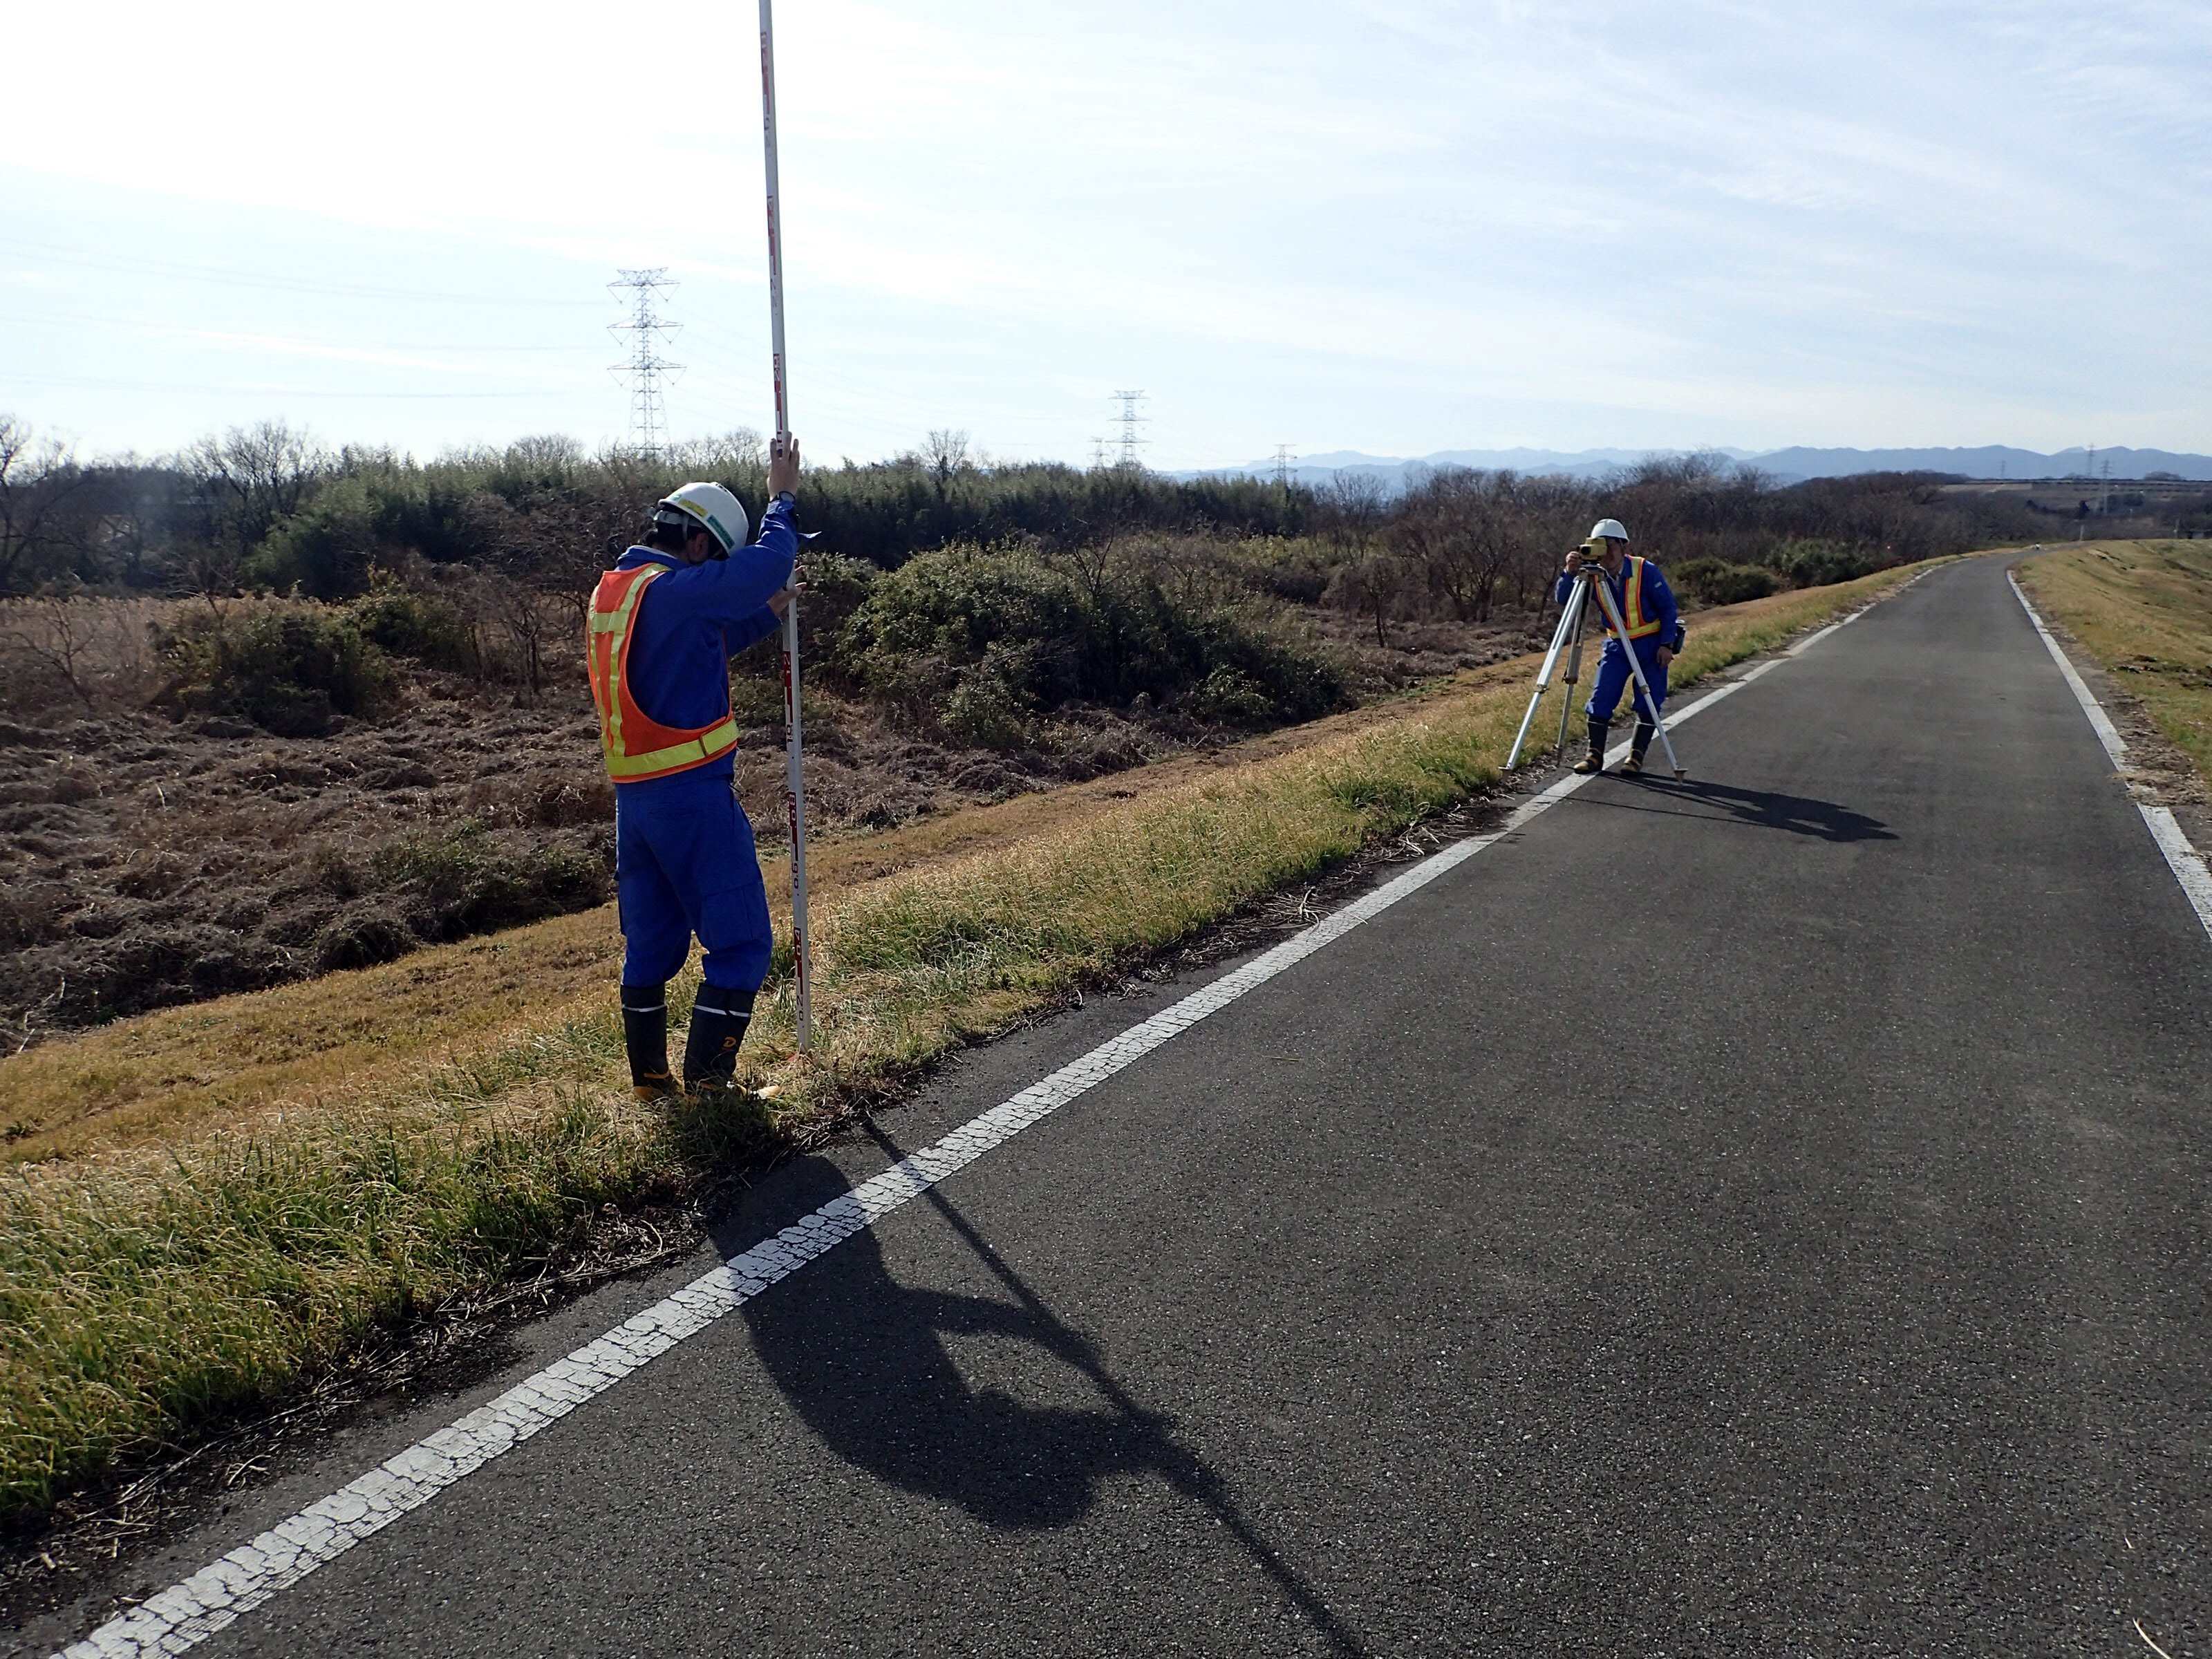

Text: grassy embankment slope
xmin=2015 ymin=541 xmax=2212 ymax=789
xmin=0 ymin=561 xmax=1950 ymax=1521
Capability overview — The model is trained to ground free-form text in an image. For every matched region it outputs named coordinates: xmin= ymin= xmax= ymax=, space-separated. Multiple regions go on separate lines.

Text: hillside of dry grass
xmin=2016 ymin=541 xmax=2212 ymax=790
xmin=0 ymin=565 xmax=1568 ymax=1051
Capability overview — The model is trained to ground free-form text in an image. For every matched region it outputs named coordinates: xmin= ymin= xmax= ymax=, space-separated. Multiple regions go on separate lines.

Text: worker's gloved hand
xmin=768 ymin=434 xmax=802 ymax=498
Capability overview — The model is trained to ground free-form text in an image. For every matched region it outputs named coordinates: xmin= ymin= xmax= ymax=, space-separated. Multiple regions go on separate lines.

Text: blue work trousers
xmin=1587 ymin=637 xmax=1669 ymax=724
xmin=615 ymin=766 xmax=774 ymax=993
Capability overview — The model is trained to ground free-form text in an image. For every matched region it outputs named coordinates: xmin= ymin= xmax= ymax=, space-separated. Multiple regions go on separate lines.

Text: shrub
xmin=314 ymin=906 xmax=415 ymax=971
xmin=241 ymin=478 xmax=384 ymax=598
xmin=1770 ymin=538 xmax=1878 ymax=588
xmin=835 ymin=543 xmax=1346 ymax=735
xmin=346 ymin=583 xmax=479 ymax=674
xmin=1190 ymin=665 xmax=1278 ymax=724
xmin=162 ymin=606 xmax=399 ymax=736
xmin=370 ymin=821 xmax=608 ymax=941
xmin=1669 ymin=557 xmax=1779 ymax=605
xmin=940 ymin=641 xmax=1042 ymax=751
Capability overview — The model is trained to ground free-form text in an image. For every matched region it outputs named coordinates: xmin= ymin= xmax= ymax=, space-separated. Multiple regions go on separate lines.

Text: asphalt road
xmin=23 ymin=554 xmax=2212 ymax=1657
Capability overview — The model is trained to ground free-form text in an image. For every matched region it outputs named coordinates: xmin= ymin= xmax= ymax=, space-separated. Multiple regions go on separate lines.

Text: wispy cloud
xmin=1 ymin=0 xmax=2205 ymax=458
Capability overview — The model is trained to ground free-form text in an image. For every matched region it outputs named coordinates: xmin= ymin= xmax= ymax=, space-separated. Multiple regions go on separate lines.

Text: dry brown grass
xmin=2016 ymin=541 xmax=2212 ymax=788
xmin=0 ymin=593 xmax=174 ymax=713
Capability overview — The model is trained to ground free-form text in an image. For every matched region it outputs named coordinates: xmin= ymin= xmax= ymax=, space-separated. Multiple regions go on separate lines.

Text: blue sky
xmin=3 ymin=0 xmax=2206 ymax=468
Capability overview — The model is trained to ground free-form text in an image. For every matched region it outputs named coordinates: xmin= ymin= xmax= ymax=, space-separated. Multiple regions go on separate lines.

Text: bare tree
xmin=180 ymin=420 xmax=329 ymax=552
xmin=0 ymin=417 xmax=90 ymax=593
xmin=87 ymin=460 xmax=189 ymax=590
xmin=1386 ymin=469 xmax=1510 ymax=622
xmin=0 ymin=586 xmax=95 ymax=706
xmin=507 ymin=433 xmax=587 ymax=471
xmin=0 ymin=587 xmax=159 ymax=711
xmin=1511 ymin=475 xmax=1595 ymax=608
xmin=1335 ymin=551 xmax=1409 ymax=648
xmin=924 ymin=429 xmax=972 ymax=498
xmin=475 ymin=573 xmax=556 ymax=702
xmin=1315 ymin=469 xmax=1387 ymax=557
xmin=671 ymin=429 xmax=765 ymax=478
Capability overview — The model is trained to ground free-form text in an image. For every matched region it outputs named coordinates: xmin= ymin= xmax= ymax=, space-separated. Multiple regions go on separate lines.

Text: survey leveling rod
xmin=760 ymin=0 xmax=812 ymax=1051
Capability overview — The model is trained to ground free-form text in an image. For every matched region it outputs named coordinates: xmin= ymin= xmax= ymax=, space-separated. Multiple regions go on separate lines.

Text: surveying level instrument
xmin=1506 ymin=553 xmax=1687 ymax=779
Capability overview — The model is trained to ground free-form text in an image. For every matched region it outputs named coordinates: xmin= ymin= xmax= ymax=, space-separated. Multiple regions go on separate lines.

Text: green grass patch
xmin=0 ymin=559 xmax=1940 ymax=1524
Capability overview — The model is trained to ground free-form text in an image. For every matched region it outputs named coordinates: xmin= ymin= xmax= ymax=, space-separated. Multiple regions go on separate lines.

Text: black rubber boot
xmin=1623 ymin=720 xmax=1656 ymax=775
xmin=682 ymin=985 xmax=757 ymax=1091
xmin=621 ymin=983 xmax=677 ymax=1100
xmin=1572 ymin=718 xmax=1611 ymax=774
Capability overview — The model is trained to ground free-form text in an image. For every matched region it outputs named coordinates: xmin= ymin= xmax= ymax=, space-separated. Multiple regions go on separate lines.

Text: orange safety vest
xmin=1600 ymin=556 xmax=1666 ymax=641
xmin=585 ymin=565 xmax=740 ymax=783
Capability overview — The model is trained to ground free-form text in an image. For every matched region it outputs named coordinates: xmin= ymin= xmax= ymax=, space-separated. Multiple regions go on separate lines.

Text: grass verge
xmin=2014 ymin=541 xmax=2212 ymax=787
xmin=0 ymin=559 xmax=1947 ymax=1523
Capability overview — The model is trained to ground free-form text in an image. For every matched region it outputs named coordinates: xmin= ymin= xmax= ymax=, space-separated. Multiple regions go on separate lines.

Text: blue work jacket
xmin=1554 ymin=555 xmax=1679 ymax=647
xmin=613 ymin=494 xmax=798 ymax=787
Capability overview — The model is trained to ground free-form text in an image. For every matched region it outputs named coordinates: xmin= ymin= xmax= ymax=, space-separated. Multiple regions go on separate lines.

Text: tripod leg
xmin=1506 ymin=590 xmax=1586 ymax=770
xmin=1555 ymin=597 xmax=1589 ymax=753
xmin=1586 ymin=577 xmax=1687 ymax=778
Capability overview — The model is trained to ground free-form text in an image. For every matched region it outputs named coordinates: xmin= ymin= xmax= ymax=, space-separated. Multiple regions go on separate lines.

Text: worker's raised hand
xmin=767 ymin=588 xmax=794 ymax=620
xmin=1563 ymin=546 xmax=1586 ymax=574
xmin=769 ymin=434 xmax=802 ymax=498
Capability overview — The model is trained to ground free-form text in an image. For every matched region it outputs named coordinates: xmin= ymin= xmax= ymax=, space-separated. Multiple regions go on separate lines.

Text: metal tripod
xmin=1506 ymin=563 xmax=1686 ymax=778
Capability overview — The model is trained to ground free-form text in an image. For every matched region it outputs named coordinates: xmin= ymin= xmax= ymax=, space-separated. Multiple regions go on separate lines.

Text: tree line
xmin=1 ymin=413 xmax=2054 ymax=621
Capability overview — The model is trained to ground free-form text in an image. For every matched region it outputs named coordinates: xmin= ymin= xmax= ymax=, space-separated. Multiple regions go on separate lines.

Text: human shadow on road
xmin=722 ymin=1138 xmax=1362 ymax=1656
xmin=1577 ymin=776 xmax=1895 ymax=843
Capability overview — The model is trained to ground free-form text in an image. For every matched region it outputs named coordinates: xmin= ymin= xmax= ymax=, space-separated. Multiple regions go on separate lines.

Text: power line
xmin=0 ymin=236 xmax=604 ymax=308
xmin=608 ymin=268 xmax=683 ymax=461
xmin=0 ymin=306 xmax=594 ymax=350
xmin=1112 ymin=389 xmax=1148 ymax=469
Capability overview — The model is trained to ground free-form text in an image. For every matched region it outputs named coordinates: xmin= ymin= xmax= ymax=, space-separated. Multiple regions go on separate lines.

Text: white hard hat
xmin=1588 ymin=518 xmax=1629 ymax=542
xmin=656 ymin=481 xmax=751 ymax=558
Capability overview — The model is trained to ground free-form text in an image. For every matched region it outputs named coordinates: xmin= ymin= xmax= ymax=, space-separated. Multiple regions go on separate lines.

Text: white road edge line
xmin=2008 ymin=570 xmax=2212 ymax=944
xmin=49 ymin=585 xmax=1898 ymax=1659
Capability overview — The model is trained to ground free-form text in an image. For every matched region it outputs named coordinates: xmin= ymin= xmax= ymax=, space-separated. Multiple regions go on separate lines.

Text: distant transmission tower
xmin=1089 ymin=435 xmax=1108 ymax=470
xmin=1273 ymin=444 xmax=1294 ymax=488
xmin=608 ymin=268 xmax=684 ymax=460
xmin=1112 ymin=390 xmax=1150 ymax=469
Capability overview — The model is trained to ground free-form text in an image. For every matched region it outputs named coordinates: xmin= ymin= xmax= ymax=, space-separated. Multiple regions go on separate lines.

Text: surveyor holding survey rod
xmin=1557 ymin=518 xmax=1686 ymax=776
xmin=585 ymin=436 xmax=803 ymax=1098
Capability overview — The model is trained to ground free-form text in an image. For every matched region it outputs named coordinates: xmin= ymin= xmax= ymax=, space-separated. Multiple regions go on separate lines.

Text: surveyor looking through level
xmin=585 ymin=436 xmax=803 ymax=1098
xmin=1557 ymin=518 xmax=1685 ymax=776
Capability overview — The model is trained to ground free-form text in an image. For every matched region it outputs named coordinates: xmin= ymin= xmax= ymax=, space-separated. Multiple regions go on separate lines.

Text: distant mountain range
xmin=1750 ymin=445 xmax=2212 ymax=482
xmin=1190 ymin=444 xmax=2212 ymax=491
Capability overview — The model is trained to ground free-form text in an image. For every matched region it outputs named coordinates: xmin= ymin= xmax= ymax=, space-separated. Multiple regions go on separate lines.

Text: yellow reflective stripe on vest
xmin=603 ymin=717 xmax=741 ymax=779
xmin=1617 ymin=557 xmax=1663 ymax=639
xmin=593 ymin=568 xmax=661 ymax=774
xmin=590 ymin=564 xmax=740 ymax=780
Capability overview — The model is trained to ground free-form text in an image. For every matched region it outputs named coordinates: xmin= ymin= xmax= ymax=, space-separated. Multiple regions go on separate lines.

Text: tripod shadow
xmin=722 ymin=1135 xmax=1362 ymax=1655
xmin=1588 ymin=776 xmax=1895 ymax=843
